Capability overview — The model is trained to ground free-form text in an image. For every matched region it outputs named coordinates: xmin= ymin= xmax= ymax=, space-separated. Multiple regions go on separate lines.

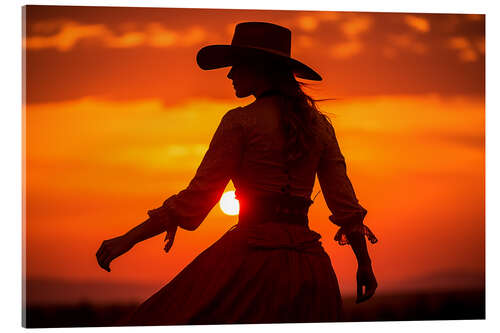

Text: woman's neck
xmin=252 ymin=79 xmax=277 ymax=99
xmin=256 ymin=89 xmax=282 ymax=99
xmin=254 ymin=85 xmax=282 ymax=99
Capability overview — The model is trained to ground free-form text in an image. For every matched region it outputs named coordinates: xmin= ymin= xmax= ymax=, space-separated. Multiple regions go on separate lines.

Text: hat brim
xmin=196 ymin=45 xmax=322 ymax=81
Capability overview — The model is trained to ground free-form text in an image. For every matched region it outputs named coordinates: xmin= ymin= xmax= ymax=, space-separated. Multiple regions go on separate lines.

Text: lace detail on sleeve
xmin=333 ymin=222 xmax=378 ymax=246
xmin=328 ymin=210 xmax=378 ymax=246
xmin=147 ymin=194 xmax=178 ymax=225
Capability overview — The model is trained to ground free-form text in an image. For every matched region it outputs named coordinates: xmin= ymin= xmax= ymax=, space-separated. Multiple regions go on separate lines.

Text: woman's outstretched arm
xmin=96 ymin=108 xmax=244 ymax=272
xmin=122 ymin=217 xmax=175 ymax=246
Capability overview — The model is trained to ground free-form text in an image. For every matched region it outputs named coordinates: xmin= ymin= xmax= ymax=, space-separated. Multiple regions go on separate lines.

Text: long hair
xmin=252 ymin=56 xmax=333 ymax=164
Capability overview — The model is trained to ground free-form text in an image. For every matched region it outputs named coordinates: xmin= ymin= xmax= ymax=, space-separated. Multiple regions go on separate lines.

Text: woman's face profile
xmin=227 ymin=63 xmax=259 ymax=98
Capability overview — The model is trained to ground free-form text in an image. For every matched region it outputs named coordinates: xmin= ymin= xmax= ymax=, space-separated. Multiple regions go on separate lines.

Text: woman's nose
xmin=227 ymin=67 xmax=234 ymax=79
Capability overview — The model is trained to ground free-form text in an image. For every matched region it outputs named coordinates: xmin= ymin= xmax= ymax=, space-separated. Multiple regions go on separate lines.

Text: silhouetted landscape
xmin=24 ymin=288 xmax=484 ymax=327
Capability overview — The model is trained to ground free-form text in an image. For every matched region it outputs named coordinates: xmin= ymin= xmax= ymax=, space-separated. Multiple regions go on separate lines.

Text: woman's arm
xmin=316 ymin=120 xmax=377 ymax=302
xmin=96 ymin=108 xmax=244 ymax=272
xmin=122 ymin=217 xmax=176 ymax=248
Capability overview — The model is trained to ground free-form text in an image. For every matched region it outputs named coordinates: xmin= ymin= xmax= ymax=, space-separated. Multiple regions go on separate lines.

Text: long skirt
xmin=118 ymin=221 xmax=343 ymax=325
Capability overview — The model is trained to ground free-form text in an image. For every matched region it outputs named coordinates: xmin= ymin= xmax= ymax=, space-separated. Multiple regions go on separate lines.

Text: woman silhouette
xmin=96 ymin=22 xmax=378 ymax=325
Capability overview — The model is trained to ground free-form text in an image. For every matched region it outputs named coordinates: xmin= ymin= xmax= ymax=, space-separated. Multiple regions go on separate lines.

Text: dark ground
xmin=24 ymin=289 xmax=485 ymax=328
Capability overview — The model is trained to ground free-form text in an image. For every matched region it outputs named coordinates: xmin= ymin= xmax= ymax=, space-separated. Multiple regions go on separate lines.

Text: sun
xmin=219 ymin=191 xmax=240 ymax=216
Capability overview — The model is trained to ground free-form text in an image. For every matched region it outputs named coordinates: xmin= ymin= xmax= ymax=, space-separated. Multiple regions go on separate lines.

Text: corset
xmin=235 ymin=189 xmax=313 ymax=228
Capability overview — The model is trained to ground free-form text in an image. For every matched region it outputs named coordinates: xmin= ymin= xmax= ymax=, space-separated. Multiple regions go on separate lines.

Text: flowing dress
xmin=119 ymin=95 xmax=377 ymax=325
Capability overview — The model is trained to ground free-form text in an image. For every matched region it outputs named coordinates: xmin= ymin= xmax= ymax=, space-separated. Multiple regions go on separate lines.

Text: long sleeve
xmin=317 ymin=124 xmax=377 ymax=246
xmin=147 ymin=108 xmax=245 ymax=232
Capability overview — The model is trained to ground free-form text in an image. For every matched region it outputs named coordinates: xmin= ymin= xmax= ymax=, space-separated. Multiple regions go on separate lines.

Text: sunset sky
xmin=23 ymin=6 xmax=484 ymax=304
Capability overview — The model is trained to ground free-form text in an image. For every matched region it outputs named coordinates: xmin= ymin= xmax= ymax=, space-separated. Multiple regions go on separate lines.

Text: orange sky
xmin=23 ymin=6 xmax=485 ymax=304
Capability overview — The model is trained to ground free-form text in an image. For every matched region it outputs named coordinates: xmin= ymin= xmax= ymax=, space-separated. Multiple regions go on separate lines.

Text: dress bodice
xmin=147 ymin=96 xmax=377 ymax=245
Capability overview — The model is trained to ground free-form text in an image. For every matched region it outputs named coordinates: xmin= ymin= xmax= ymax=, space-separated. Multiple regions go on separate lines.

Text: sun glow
xmin=219 ymin=191 xmax=240 ymax=216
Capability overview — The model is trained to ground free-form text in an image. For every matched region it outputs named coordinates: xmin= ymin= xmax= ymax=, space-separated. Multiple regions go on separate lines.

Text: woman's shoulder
xmin=221 ymin=106 xmax=242 ymax=120
xmin=316 ymin=113 xmax=337 ymax=141
xmin=221 ymin=104 xmax=256 ymax=129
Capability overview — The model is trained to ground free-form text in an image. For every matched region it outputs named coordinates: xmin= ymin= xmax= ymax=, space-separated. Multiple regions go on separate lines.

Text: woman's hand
xmin=356 ymin=262 xmax=378 ymax=303
xmin=96 ymin=235 xmax=135 ymax=272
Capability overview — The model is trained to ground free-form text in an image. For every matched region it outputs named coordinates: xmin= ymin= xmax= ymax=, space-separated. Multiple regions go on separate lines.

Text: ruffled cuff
xmin=328 ymin=210 xmax=377 ymax=246
xmin=147 ymin=195 xmax=179 ymax=252
xmin=147 ymin=195 xmax=178 ymax=223
xmin=333 ymin=223 xmax=378 ymax=246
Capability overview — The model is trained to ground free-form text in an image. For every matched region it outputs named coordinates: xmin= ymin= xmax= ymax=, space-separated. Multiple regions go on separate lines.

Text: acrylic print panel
xmin=22 ymin=5 xmax=485 ymax=328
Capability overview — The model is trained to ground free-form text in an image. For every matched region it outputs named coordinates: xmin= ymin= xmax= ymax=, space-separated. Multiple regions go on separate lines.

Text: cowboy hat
xmin=196 ymin=22 xmax=322 ymax=81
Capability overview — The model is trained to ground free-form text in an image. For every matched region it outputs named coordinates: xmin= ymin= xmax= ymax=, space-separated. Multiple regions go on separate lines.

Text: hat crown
xmin=231 ymin=22 xmax=291 ymax=57
xmin=196 ymin=21 xmax=322 ymax=80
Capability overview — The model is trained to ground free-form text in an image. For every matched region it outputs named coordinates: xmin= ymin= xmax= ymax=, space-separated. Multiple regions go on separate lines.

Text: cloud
xmin=147 ymin=23 xmax=206 ymax=48
xmin=26 ymin=97 xmax=239 ymax=168
xmin=328 ymin=14 xmax=372 ymax=60
xmin=458 ymin=48 xmax=478 ymax=62
xmin=24 ymin=20 xmax=208 ymax=51
xmin=106 ymin=31 xmax=146 ymax=48
xmin=330 ymin=40 xmax=363 ymax=59
xmin=296 ymin=35 xmax=315 ymax=50
xmin=296 ymin=12 xmax=340 ymax=32
xmin=25 ymin=21 xmax=108 ymax=51
xmin=297 ymin=16 xmax=319 ymax=32
xmin=448 ymin=36 xmax=471 ymax=49
xmin=340 ymin=16 xmax=372 ymax=38
xmin=404 ymin=15 xmax=431 ymax=33
xmin=25 ymin=96 xmax=244 ymax=224
xmin=448 ymin=36 xmax=479 ymax=62
xmin=387 ymin=34 xmax=428 ymax=55
xmin=381 ymin=46 xmax=397 ymax=59
xmin=475 ymin=37 xmax=485 ymax=54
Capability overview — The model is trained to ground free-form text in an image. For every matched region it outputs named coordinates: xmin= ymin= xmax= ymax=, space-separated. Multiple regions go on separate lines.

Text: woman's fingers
xmin=356 ymin=286 xmax=375 ymax=303
xmin=101 ymin=255 xmax=114 ymax=272
xmin=163 ymin=226 xmax=177 ymax=253
xmin=356 ymin=268 xmax=378 ymax=303
xmin=98 ymin=259 xmax=110 ymax=272
xmin=356 ymin=283 xmax=364 ymax=303
xmin=356 ymin=286 xmax=371 ymax=303
xmin=97 ymin=251 xmax=114 ymax=272
xmin=96 ymin=235 xmax=136 ymax=272
xmin=96 ymin=240 xmax=114 ymax=272
xmin=359 ymin=280 xmax=377 ymax=303
xmin=96 ymin=252 xmax=110 ymax=272
xmin=364 ymin=283 xmax=377 ymax=299
xmin=164 ymin=239 xmax=174 ymax=253
xmin=96 ymin=255 xmax=109 ymax=272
